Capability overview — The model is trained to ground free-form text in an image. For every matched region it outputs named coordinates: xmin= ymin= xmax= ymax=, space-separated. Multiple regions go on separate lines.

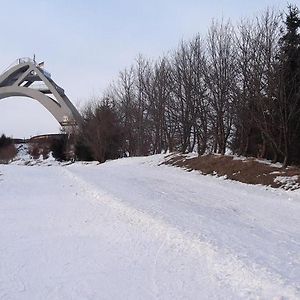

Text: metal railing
xmin=1 ymin=57 xmax=51 ymax=78
xmin=17 ymin=57 xmax=35 ymax=64
xmin=1 ymin=57 xmax=34 ymax=74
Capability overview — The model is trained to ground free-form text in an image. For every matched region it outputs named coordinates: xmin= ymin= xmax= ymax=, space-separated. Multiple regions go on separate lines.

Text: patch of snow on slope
xmin=11 ymin=144 xmax=60 ymax=166
xmin=275 ymin=175 xmax=300 ymax=190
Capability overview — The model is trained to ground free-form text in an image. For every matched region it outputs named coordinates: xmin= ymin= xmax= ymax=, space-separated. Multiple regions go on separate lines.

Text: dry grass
xmin=164 ymin=153 xmax=300 ymax=190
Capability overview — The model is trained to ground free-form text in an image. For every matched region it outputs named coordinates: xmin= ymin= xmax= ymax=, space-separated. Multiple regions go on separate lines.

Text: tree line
xmin=76 ymin=5 xmax=300 ymax=167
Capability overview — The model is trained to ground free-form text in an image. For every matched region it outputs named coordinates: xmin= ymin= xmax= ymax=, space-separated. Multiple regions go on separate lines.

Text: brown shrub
xmin=0 ymin=144 xmax=17 ymax=164
xmin=28 ymin=143 xmax=42 ymax=159
xmin=42 ymin=146 xmax=50 ymax=160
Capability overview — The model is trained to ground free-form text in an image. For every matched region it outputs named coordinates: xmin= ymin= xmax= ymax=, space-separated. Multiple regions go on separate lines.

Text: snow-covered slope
xmin=0 ymin=155 xmax=299 ymax=299
xmin=11 ymin=144 xmax=60 ymax=167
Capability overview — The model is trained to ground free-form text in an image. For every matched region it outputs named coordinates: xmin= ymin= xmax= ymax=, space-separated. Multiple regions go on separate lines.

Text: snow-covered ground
xmin=0 ymin=155 xmax=300 ymax=299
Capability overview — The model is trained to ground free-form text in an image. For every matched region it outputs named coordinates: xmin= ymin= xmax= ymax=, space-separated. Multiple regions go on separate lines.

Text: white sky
xmin=0 ymin=0 xmax=294 ymax=138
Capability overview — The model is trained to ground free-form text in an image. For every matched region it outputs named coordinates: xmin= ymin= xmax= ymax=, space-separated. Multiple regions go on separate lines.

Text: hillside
xmin=165 ymin=153 xmax=300 ymax=190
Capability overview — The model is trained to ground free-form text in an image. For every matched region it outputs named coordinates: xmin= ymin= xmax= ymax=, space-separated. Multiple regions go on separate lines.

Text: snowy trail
xmin=63 ymin=165 xmax=300 ymax=298
xmin=0 ymin=156 xmax=300 ymax=299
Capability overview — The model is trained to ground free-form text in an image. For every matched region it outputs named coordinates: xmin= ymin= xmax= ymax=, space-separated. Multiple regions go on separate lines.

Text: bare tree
xmin=249 ymin=10 xmax=281 ymax=161
xmin=204 ymin=20 xmax=237 ymax=155
xmin=111 ymin=67 xmax=138 ymax=156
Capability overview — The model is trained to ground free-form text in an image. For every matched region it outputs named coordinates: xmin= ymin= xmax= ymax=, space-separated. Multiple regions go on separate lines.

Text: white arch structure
xmin=0 ymin=58 xmax=82 ymax=127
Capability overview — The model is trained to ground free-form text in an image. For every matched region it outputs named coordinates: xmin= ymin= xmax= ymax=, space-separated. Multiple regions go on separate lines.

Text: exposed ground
xmin=165 ymin=153 xmax=300 ymax=190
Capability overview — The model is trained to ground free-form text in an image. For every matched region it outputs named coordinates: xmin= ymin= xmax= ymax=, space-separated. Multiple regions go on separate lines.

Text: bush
xmin=0 ymin=134 xmax=17 ymax=163
xmin=0 ymin=134 xmax=13 ymax=148
xmin=51 ymin=137 xmax=67 ymax=161
xmin=28 ymin=143 xmax=41 ymax=159
xmin=77 ymin=102 xmax=123 ymax=163
xmin=75 ymin=137 xmax=94 ymax=161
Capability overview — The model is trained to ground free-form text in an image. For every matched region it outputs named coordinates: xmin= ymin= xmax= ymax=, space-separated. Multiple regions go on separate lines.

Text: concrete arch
xmin=0 ymin=58 xmax=82 ymax=127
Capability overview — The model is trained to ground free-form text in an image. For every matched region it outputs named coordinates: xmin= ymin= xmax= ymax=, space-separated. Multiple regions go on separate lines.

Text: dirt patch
xmin=164 ymin=153 xmax=300 ymax=190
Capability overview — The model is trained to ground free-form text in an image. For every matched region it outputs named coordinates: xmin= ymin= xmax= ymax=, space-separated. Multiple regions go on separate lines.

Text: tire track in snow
xmin=61 ymin=167 xmax=300 ymax=299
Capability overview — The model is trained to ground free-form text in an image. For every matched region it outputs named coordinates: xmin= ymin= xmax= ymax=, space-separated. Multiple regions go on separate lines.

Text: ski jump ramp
xmin=0 ymin=58 xmax=82 ymax=128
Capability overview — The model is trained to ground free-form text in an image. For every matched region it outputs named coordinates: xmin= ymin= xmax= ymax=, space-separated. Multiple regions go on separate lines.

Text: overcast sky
xmin=0 ymin=0 xmax=295 ymax=138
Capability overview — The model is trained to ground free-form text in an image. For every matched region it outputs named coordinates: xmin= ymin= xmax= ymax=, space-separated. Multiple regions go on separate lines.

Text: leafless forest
xmin=74 ymin=6 xmax=300 ymax=167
